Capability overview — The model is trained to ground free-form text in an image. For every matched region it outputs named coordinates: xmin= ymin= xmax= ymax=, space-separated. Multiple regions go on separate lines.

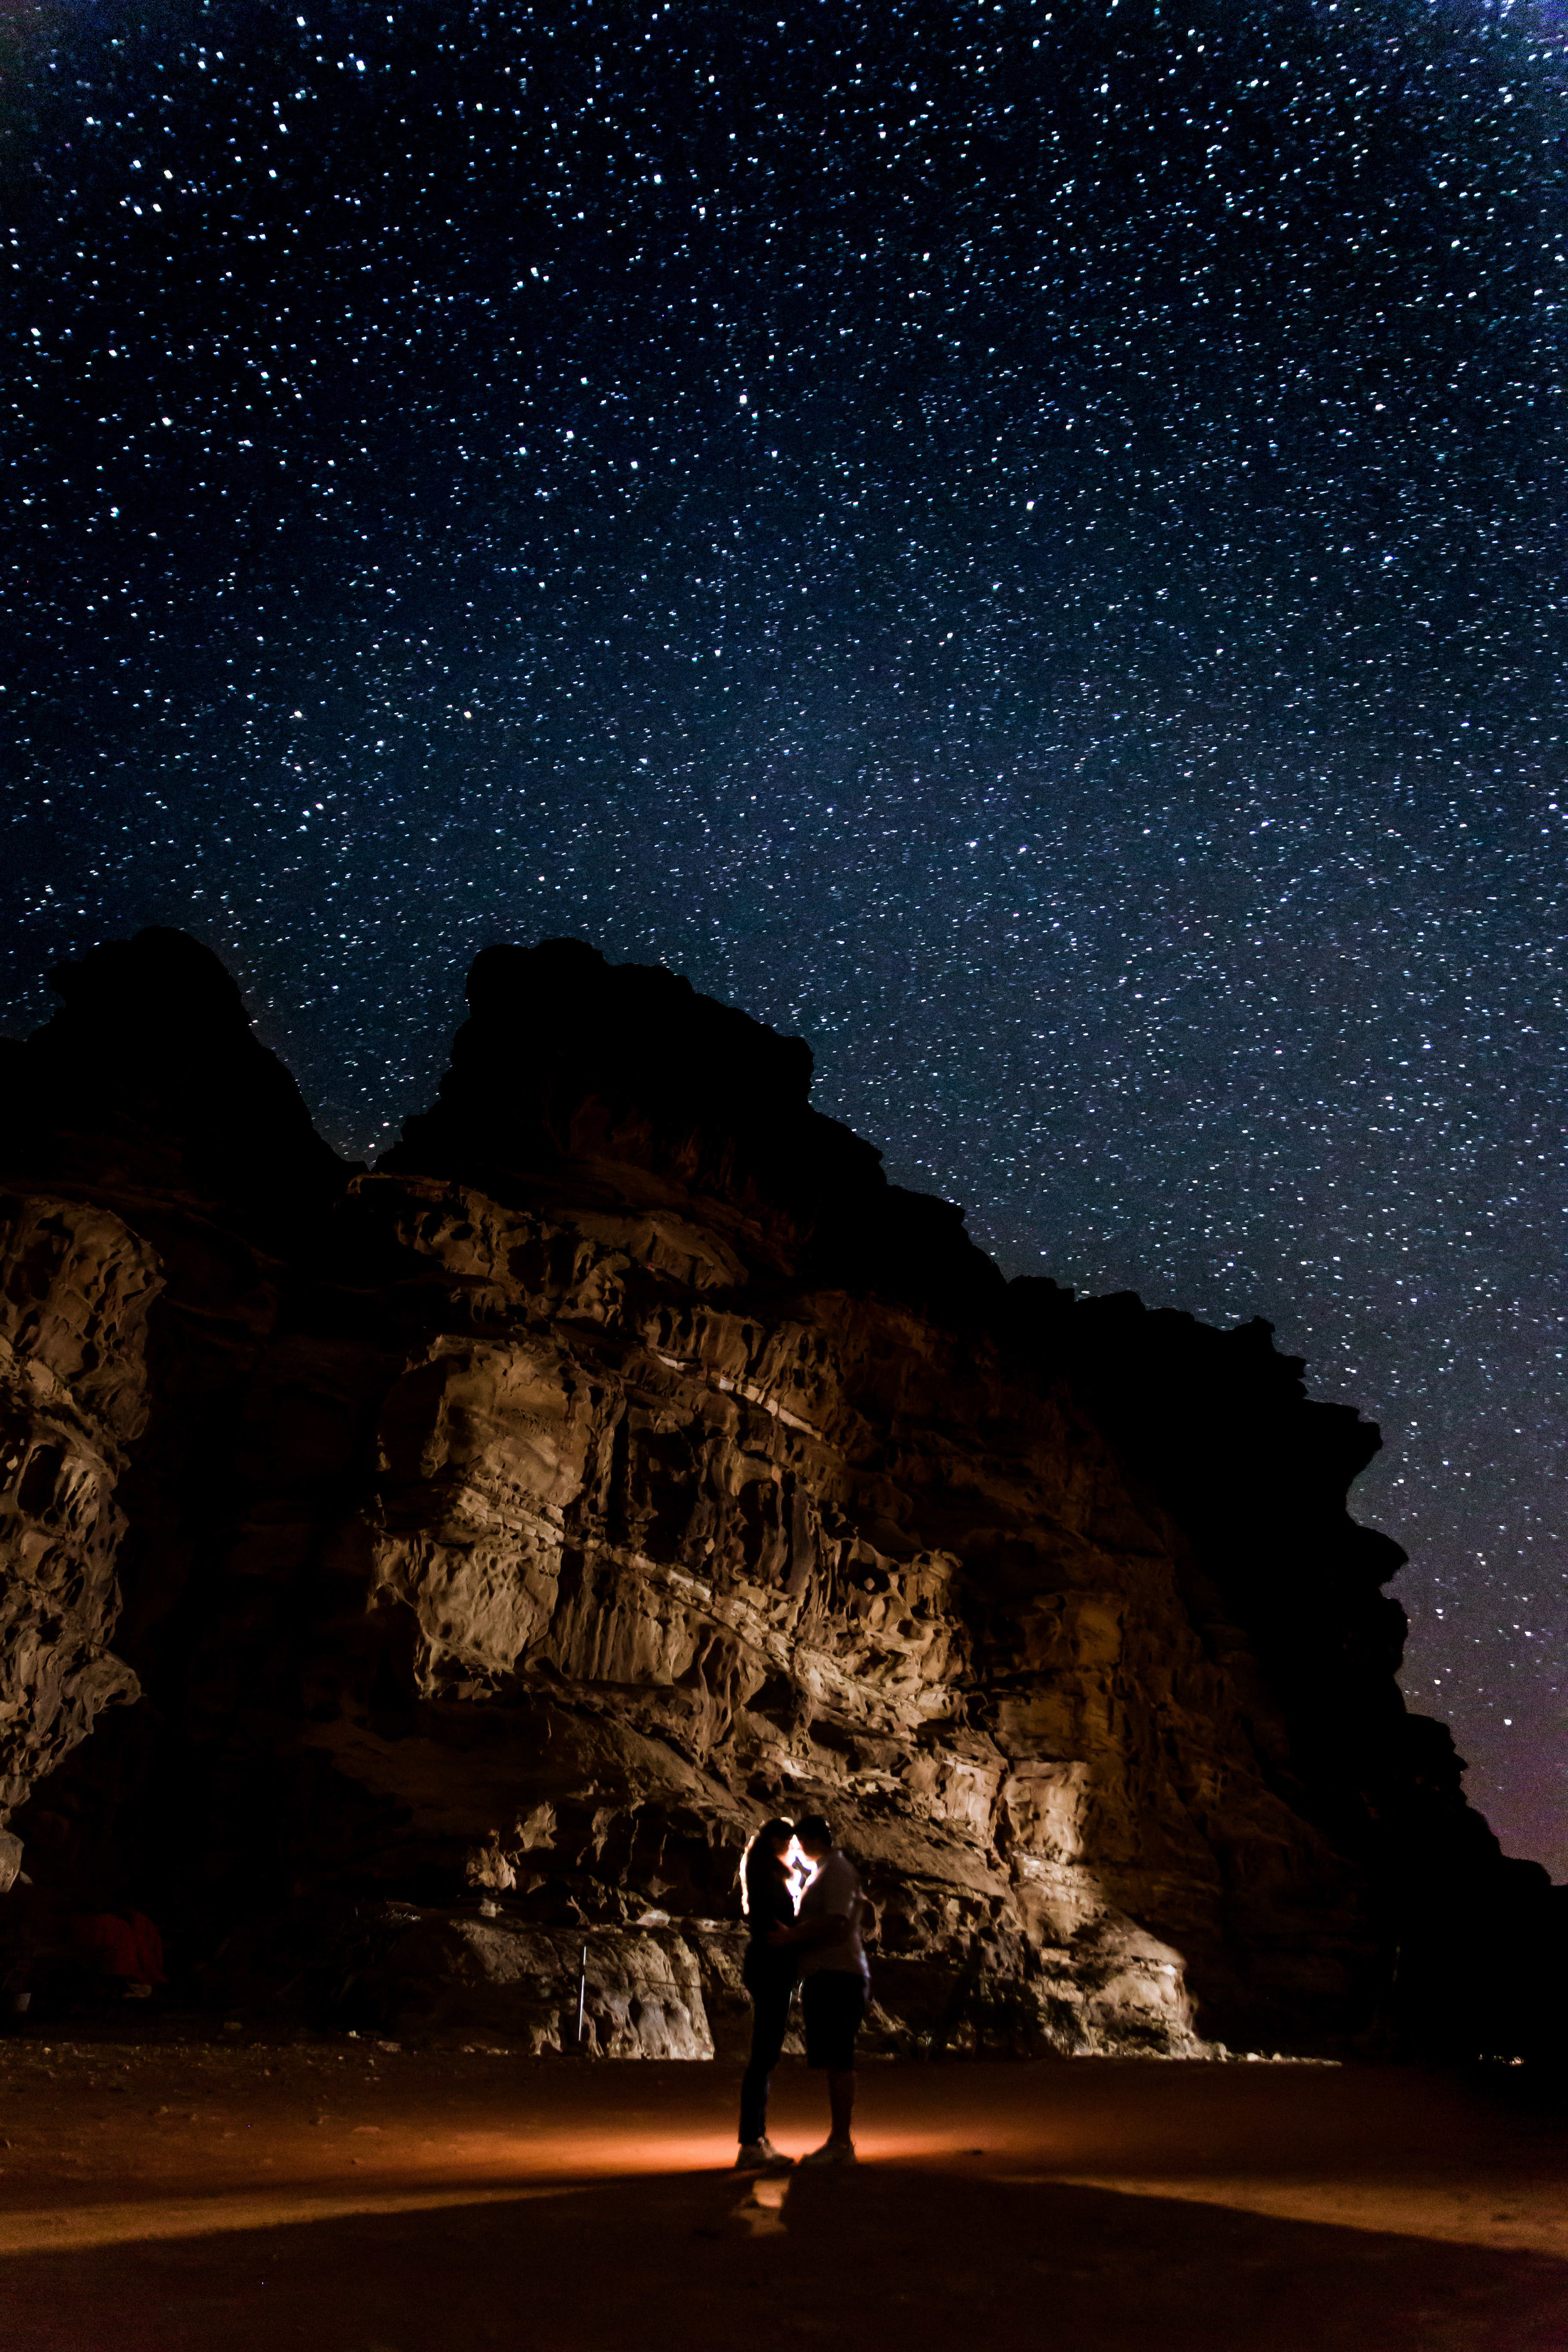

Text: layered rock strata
xmin=0 ymin=929 xmax=1554 ymax=2057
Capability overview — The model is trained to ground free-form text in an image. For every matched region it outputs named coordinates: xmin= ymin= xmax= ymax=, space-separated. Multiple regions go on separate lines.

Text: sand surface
xmin=0 ymin=2037 xmax=1564 ymax=2349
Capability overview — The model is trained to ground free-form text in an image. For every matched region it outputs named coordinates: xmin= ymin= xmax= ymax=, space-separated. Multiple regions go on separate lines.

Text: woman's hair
xmin=739 ymin=1817 xmax=796 ymax=1917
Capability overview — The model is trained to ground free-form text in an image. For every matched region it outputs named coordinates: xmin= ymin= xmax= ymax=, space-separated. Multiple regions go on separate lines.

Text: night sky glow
xmin=6 ymin=3 xmax=1565 ymax=1870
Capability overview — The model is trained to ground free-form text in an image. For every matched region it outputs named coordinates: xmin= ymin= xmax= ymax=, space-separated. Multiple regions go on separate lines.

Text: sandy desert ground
xmin=0 ymin=2037 xmax=1564 ymax=2351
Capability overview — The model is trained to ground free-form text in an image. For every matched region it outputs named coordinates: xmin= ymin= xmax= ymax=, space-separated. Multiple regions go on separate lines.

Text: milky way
xmin=6 ymin=1 xmax=1564 ymax=1869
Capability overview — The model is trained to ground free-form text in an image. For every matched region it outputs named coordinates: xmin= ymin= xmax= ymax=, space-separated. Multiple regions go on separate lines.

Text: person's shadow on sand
xmin=6 ymin=2161 xmax=1567 ymax=2352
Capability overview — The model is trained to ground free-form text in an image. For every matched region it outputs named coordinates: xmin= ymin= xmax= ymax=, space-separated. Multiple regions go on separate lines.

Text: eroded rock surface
xmin=0 ymin=929 xmax=1556 ymax=2059
xmin=0 ymin=1194 xmax=157 ymax=1841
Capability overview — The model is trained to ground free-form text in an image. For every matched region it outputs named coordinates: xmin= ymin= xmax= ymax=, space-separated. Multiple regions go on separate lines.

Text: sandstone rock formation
xmin=0 ymin=1192 xmax=157 ymax=1880
xmin=0 ymin=928 xmax=1556 ymax=2058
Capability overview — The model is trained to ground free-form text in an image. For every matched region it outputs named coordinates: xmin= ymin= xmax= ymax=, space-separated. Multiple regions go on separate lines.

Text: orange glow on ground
xmin=0 ymin=2045 xmax=1564 ymax=2349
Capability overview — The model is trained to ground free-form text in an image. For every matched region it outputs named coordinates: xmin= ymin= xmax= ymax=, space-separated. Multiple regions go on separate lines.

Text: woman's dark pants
xmin=739 ymin=1963 xmax=794 ymax=2146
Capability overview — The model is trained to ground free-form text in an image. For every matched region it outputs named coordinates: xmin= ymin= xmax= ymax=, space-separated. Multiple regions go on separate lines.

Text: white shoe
xmin=735 ymin=2138 xmax=795 ymax=2173
xmin=799 ymin=2139 xmax=857 ymax=2167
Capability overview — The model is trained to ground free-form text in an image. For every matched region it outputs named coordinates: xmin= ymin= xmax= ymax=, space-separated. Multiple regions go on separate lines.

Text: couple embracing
xmin=736 ymin=1813 xmax=868 ymax=2173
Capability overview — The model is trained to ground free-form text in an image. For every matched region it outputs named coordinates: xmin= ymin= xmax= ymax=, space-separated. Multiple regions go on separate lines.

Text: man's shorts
xmin=801 ymin=1971 xmax=867 ymax=2070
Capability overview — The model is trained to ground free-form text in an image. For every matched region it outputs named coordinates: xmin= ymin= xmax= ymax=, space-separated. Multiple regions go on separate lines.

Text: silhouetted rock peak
xmin=48 ymin=926 xmax=250 ymax=1037
xmin=392 ymin=936 xmax=1000 ymax=1308
xmin=1 ymin=925 xmax=347 ymax=1247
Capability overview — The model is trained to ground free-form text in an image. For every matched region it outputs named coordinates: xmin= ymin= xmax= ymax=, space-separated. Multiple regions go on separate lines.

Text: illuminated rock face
xmin=252 ymin=1163 xmax=1217 ymax=2054
xmin=0 ymin=1193 xmax=156 ymax=1878
xmin=0 ymin=931 xmax=1542 ymax=2057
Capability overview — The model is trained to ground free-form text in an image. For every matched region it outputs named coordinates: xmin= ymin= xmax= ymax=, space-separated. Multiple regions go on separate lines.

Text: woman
xmin=736 ymin=1818 xmax=800 ymax=2172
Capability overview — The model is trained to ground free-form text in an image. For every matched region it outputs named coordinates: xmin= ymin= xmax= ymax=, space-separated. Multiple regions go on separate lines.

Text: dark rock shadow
xmin=4 ymin=2166 xmax=1567 ymax=2352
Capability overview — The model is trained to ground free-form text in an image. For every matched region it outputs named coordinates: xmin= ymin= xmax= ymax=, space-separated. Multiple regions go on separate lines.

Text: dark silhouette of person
xmin=736 ymin=1818 xmax=800 ymax=2171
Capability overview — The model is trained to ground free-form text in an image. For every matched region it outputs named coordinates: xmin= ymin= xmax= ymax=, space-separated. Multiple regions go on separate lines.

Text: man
xmin=770 ymin=1813 xmax=868 ymax=2166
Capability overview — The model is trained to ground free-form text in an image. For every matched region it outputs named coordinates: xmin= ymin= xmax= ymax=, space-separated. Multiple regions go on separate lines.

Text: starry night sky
xmin=6 ymin=1 xmax=1564 ymax=1870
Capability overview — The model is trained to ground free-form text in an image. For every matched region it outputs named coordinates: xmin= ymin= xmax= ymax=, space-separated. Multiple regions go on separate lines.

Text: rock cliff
xmin=0 ymin=929 xmax=1554 ymax=2057
xmin=0 ymin=1192 xmax=157 ymax=1893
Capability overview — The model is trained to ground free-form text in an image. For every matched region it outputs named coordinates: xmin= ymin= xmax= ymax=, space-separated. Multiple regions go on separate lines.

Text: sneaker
xmin=734 ymin=2139 xmax=795 ymax=2173
xmin=799 ymin=2139 xmax=857 ymax=2167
